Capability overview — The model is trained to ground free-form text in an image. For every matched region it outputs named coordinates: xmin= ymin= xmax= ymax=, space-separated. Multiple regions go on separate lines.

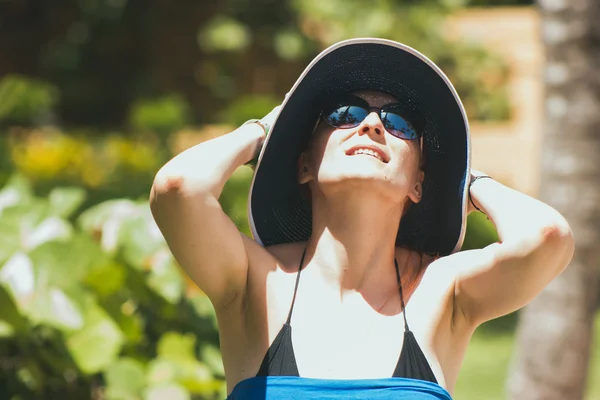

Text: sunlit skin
xmin=300 ymin=90 xmax=423 ymax=204
xmin=295 ymin=90 xmax=426 ymax=293
xmin=150 ymin=84 xmax=574 ymax=396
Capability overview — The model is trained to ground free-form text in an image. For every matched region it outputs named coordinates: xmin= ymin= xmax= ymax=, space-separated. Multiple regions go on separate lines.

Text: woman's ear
xmin=297 ymin=152 xmax=313 ymax=184
xmin=408 ymin=169 xmax=424 ymax=204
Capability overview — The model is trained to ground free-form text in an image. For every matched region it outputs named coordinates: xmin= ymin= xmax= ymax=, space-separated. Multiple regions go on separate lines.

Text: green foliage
xmin=129 ymin=95 xmax=191 ymax=137
xmin=0 ymin=2 xmax=522 ymax=396
xmin=462 ymin=212 xmax=499 ymax=250
xmin=466 ymin=0 xmax=532 ymax=5
xmin=218 ymin=96 xmax=280 ymax=127
xmin=6 ymin=128 xmax=168 ymax=207
xmin=274 ymin=30 xmax=310 ymax=61
xmin=455 ymin=312 xmax=600 ymax=400
xmin=219 ymin=167 xmax=254 ymax=236
xmin=291 ymin=0 xmax=511 ymax=121
xmin=0 ymin=176 xmax=223 ymax=399
xmin=441 ymin=44 xmax=511 ymax=121
xmin=198 ymin=16 xmax=252 ymax=53
xmin=1 ymin=0 xmax=512 ymax=127
xmin=0 ymin=75 xmax=59 ymax=126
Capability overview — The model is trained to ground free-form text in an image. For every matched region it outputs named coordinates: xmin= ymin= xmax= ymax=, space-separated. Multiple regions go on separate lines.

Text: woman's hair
xmin=399 ymin=248 xmax=438 ymax=292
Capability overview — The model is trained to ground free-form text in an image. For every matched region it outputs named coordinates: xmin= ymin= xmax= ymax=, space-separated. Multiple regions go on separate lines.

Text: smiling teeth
xmin=352 ymin=148 xmax=383 ymax=161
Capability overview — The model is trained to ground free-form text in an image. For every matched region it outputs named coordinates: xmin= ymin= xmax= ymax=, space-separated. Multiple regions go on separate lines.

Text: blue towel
xmin=227 ymin=376 xmax=453 ymax=399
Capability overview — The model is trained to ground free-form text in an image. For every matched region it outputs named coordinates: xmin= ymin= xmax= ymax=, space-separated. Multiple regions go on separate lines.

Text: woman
xmin=150 ymin=39 xmax=574 ymax=399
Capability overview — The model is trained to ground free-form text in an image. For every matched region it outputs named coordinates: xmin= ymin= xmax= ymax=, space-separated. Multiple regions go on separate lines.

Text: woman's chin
xmin=317 ymin=172 xmax=404 ymax=193
xmin=320 ymin=164 xmax=390 ymax=182
xmin=316 ymin=179 xmax=406 ymax=205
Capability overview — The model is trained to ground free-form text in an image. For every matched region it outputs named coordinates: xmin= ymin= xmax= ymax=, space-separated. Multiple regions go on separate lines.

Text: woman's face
xmin=298 ymin=90 xmax=424 ymax=205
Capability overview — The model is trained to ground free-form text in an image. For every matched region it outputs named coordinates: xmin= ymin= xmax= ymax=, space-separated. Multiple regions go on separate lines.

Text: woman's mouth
xmin=346 ymin=146 xmax=388 ymax=163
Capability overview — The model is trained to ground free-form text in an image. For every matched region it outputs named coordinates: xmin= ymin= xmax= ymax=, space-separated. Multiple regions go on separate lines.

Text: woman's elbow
xmin=152 ymin=169 xmax=186 ymax=196
xmin=149 ymin=171 xmax=186 ymax=219
xmin=503 ymin=214 xmax=574 ymax=264
xmin=542 ymin=212 xmax=573 ymax=246
xmin=151 ymin=165 xmax=214 ymax=200
xmin=539 ymin=215 xmax=575 ymax=271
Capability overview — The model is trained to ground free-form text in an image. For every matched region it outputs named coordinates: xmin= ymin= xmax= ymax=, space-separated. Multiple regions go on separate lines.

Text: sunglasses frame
xmin=321 ymin=94 xmax=422 ymax=140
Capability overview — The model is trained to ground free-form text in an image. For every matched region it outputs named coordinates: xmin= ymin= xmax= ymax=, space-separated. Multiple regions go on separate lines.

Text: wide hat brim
xmin=248 ymin=38 xmax=471 ymax=256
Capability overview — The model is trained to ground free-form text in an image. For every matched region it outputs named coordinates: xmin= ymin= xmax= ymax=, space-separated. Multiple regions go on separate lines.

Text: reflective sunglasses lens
xmin=383 ymin=112 xmax=419 ymax=139
xmin=325 ymin=105 xmax=369 ymax=128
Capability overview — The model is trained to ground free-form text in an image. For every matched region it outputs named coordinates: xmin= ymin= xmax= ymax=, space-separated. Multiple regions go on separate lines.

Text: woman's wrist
xmin=242 ymin=105 xmax=282 ymax=167
xmin=468 ymin=172 xmax=494 ymax=216
xmin=240 ymin=121 xmax=267 ymax=166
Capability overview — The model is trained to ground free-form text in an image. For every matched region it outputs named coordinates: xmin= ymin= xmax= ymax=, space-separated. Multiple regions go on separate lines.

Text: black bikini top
xmin=255 ymin=250 xmax=438 ymax=383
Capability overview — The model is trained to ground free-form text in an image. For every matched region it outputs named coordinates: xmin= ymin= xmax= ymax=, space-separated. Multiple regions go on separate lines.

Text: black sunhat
xmin=248 ymin=38 xmax=471 ymax=257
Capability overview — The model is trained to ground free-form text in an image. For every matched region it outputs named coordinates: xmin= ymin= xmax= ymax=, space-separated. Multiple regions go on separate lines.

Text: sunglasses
xmin=321 ymin=95 xmax=421 ymax=140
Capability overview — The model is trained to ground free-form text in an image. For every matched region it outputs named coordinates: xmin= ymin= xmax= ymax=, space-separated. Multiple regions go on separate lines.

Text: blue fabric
xmin=227 ymin=376 xmax=453 ymax=399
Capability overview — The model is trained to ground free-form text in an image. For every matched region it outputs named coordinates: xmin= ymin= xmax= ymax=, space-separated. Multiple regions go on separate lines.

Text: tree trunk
xmin=507 ymin=1 xmax=600 ymax=399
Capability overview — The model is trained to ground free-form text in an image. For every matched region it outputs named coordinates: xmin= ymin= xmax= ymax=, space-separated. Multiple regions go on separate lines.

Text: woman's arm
xmin=150 ymin=107 xmax=279 ymax=309
xmin=446 ymin=170 xmax=575 ymax=327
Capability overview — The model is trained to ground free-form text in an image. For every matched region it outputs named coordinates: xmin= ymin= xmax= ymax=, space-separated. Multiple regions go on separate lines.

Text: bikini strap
xmin=394 ymin=257 xmax=410 ymax=332
xmin=286 ymin=247 xmax=307 ymax=325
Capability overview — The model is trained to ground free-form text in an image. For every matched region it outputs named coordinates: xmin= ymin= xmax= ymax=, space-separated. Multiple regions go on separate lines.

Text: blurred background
xmin=0 ymin=0 xmax=598 ymax=399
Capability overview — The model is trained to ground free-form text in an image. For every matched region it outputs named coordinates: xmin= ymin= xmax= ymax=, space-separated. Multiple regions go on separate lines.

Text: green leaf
xmin=26 ymin=287 xmax=84 ymax=330
xmin=23 ymin=216 xmax=73 ymax=250
xmin=105 ymin=358 xmax=146 ymax=400
xmin=0 ymin=252 xmax=35 ymax=308
xmin=0 ymin=320 xmax=14 ymax=337
xmin=0 ymin=207 xmax=22 ymax=264
xmin=77 ymin=199 xmax=140 ymax=253
xmin=29 ymin=234 xmax=108 ymax=290
xmin=1 ymin=252 xmax=86 ymax=331
xmin=100 ymin=297 xmax=144 ymax=344
xmin=146 ymin=250 xmax=183 ymax=303
xmin=66 ymin=297 xmax=124 ymax=374
xmin=187 ymin=294 xmax=217 ymax=328
xmin=157 ymin=332 xmax=197 ymax=362
xmin=84 ymin=261 xmax=126 ymax=297
xmin=0 ymin=200 xmax=54 ymax=263
xmin=0 ymin=285 xmax=28 ymax=336
xmin=155 ymin=332 xmax=213 ymax=393
xmin=175 ymin=361 xmax=214 ymax=394
xmin=144 ymin=384 xmax=190 ymax=400
xmin=146 ymin=359 xmax=177 ymax=387
xmin=199 ymin=344 xmax=224 ymax=377
xmin=119 ymin=213 xmax=164 ymax=270
xmin=0 ymin=197 xmax=68 ymax=265
xmin=0 ymin=174 xmax=33 ymax=212
xmin=48 ymin=187 xmax=86 ymax=218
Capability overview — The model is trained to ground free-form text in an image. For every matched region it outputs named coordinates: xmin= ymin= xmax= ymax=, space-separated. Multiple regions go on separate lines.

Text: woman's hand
xmin=259 ymin=104 xmax=282 ymax=135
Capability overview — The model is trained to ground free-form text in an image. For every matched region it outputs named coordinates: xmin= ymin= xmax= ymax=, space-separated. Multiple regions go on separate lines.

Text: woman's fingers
xmin=260 ymin=105 xmax=282 ymax=134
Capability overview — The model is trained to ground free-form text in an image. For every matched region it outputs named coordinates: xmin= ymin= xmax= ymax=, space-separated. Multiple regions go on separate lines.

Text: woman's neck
xmin=305 ymin=191 xmax=405 ymax=294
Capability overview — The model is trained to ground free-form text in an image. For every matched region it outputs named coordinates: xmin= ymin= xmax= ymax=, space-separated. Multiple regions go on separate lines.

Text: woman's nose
xmin=358 ymin=111 xmax=384 ymax=136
